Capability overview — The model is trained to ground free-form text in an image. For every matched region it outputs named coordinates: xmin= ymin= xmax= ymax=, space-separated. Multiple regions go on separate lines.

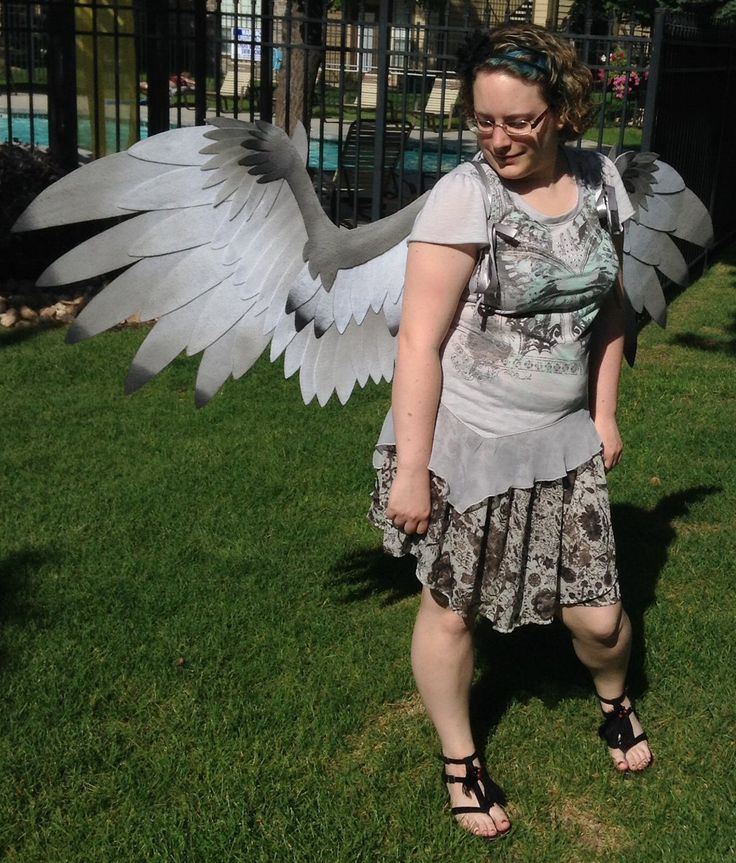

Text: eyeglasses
xmin=467 ymin=108 xmax=550 ymax=138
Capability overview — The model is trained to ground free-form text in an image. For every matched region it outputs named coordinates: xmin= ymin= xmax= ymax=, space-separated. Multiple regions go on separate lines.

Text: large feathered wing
xmin=13 ymin=119 xmax=426 ymax=407
xmin=614 ymin=150 xmax=713 ymax=365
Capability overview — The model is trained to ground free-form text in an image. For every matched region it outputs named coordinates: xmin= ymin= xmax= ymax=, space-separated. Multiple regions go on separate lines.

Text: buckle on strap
xmin=596 ymin=184 xmax=622 ymax=235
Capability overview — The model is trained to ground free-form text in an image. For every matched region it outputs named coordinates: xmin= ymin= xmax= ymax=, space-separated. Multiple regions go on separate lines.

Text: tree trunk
xmin=274 ymin=0 xmax=325 ymax=135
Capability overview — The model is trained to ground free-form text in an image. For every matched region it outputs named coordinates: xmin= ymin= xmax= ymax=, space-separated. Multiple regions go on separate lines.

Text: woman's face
xmin=471 ymin=69 xmax=563 ymax=185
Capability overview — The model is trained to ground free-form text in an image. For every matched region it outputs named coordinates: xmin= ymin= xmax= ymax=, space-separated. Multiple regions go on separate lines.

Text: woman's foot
xmin=598 ymin=694 xmax=653 ymax=772
xmin=441 ymin=753 xmax=512 ymax=839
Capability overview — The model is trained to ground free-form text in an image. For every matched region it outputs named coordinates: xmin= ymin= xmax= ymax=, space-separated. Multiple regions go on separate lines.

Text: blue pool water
xmin=2 ymin=113 xmax=472 ymax=174
xmin=308 ymin=138 xmax=470 ymax=174
xmin=1 ymin=113 xmax=149 ymax=152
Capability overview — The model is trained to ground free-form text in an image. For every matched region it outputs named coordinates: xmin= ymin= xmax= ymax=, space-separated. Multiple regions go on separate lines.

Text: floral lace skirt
xmin=368 ymin=449 xmax=619 ymax=633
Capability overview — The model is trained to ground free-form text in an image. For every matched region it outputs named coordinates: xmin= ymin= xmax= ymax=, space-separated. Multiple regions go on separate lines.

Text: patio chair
xmin=327 ymin=119 xmax=412 ymax=223
xmin=422 ymin=77 xmax=460 ymax=131
xmin=349 ymin=73 xmax=397 ymax=121
xmin=208 ymin=60 xmax=256 ymax=111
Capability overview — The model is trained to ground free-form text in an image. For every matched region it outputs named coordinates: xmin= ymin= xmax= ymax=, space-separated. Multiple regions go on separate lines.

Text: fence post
xmin=371 ymin=0 xmax=392 ymax=222
xmin=146 ymin=0 xmax=170 ymax=135
xmin=259 ymin=0 xmax=274 ymax=124
xmin=194 ymin=0 xmax=208 ymax=125
xmin=47 ymin=0 xmax=78 ymax=170
xmin=641 ymin=6 xmax=665 ymax=152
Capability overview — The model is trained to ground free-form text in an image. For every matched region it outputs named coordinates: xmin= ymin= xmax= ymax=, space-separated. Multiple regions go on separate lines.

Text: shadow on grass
xmin=332 ymin=485 xmax=722 ymax=747
xmin=0 ymin=547 xmax=54 ymax=671
xmin=0 ymin=319 xmax=66 ymax=348
xmin=668 ymin=310 xmax=736 ymax=356
xmin=330 ymin=547 xmax=419 ymax=607
xmin=470 ymin=484 xmax=721 ymax=748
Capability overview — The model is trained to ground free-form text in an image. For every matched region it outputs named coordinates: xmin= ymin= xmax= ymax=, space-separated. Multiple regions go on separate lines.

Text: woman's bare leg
xmin=561 ymin=602 xmax=652 ymax=771
xmin=411 ymin=586 xmax=511 ymax=837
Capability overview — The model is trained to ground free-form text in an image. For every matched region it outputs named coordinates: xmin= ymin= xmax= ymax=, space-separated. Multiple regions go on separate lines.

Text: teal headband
xmin=487 ymin=47 xmax=549 ymax=77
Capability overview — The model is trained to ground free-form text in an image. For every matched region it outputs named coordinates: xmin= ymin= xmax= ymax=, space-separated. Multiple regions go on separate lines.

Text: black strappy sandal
xmin=597 ymin=691 xmax=653 ymax=772
xmin=440 ymin=752 xmax=511 ymax=840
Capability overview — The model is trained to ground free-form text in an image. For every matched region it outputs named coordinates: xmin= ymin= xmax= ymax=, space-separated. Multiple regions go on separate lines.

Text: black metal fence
xmin=1 ymin=1 xmax=733 ymax=246
xmin=646 ymin=9 xmax=736 ymax=255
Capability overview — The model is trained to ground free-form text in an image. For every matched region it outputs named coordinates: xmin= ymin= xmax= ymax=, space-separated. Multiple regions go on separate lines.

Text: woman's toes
xmin=609 ymin=747 xmax=629 ymax=771
xmin=490 ymin=805 xmax=511 ymax=834
xmin=628 ymin=742 xmax=652 ymax=771
xmin=459 ymin=814 xmax=498 ymax=838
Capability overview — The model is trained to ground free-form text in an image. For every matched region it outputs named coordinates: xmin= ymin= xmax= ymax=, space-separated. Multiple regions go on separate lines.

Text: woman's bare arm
xmin=386 ymin=241 xmax=478 ymax=534
xmin=588 ymin=268 xmax=626 ymax=471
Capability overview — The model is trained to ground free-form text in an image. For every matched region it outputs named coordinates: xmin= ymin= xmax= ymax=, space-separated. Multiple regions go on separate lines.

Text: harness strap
xmin=469 ymin=161 xmax=518 ymax=330
xmin=470 ymin=156 xmax=621 ymax=330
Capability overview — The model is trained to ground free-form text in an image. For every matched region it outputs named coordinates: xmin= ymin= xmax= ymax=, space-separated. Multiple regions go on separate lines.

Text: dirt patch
xmin=341 ymin=691 xmax=425 ymax=768
xmin=552 ymin=792 xmax=633 ymax=856
xmin=673 ymin=519 xmax=726 ymax=536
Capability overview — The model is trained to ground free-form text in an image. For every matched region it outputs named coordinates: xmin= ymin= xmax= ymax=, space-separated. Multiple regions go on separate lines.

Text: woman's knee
xmin=562 ymin=603 xmax=625 ymax=646
xmin=418 ymin=587 xmax=475 ymax=636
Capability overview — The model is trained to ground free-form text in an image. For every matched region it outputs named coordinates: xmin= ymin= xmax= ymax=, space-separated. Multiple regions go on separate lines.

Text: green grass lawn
xmin=2 ymin=247 xmax=735 ymax=862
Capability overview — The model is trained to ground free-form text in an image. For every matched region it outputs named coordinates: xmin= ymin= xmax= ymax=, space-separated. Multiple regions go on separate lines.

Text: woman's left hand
xmin=595 ymin=415 xmax=623 ymax=472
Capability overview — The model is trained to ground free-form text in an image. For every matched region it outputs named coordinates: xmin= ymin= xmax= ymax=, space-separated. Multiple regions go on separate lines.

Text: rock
xmin=125 ymin=311 xmax=142 ymax=325
xmin=0 ymin=308 xmax=19 ymax=327
xmin=39 ymin=306 xmax=57 ymax=320
xmin=55 ymin=312 xmax=76 ymax=324
xmin=0 ymin=299 xmax=8 ymax=314
xmin=19 ymin=305 xmax=38 ymax=321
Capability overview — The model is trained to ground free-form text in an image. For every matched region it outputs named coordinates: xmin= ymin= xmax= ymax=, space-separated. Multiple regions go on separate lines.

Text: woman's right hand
xmin=385 ymin=466 xmax=432 ymax=535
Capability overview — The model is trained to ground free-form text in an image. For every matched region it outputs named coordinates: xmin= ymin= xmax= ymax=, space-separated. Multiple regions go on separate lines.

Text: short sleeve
xmin=409 ymin=164 xmax=491 ymax=246
xmin=600 ymin=153 xmax=636 ymax=225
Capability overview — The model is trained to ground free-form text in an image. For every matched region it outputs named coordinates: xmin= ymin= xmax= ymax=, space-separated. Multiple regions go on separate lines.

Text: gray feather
xmin=117 ymin=166 xmax=220 ymax=211
xmin=128 ymin=125 xmax=214 ymax=166
xmin=124 ymin=292 xmax=211 ymax=394
xmin=269 ymin=309 xmax=299 ymax=361
xmin=231 ymin=311 xmax=272 ymax=379
xmin=130 ymin=207 xmax=225 ymax=258
xmin=298 ymin=329 xmax=322 ymax=404
xmin=68 ymin=255 xmax=181 ymax=342
xmin=13 ymin=152 xmax=167 ymax=231
xmin=187 ymin=276 xmax=255 ymax=356
xmin=283 ymin=322 xmax=312 ymax=378
xmin=140 ymin=247 xmax=235 ymax=320
xmin=622 ymin=255 xmax=667 ymax=326
xmin=671 ymin=188 xmax=713 ymax=247
xmin=627 ymin=223 xmax=689 ymax=286
xmin=37 ymin=210 xmax=170 ymax=286
xmin=194 ymin=326 xmax=238 ymax=407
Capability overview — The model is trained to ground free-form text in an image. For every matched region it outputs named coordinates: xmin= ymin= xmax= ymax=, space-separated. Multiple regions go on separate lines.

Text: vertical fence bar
xmin=147 ymin=0 xmax=170 ymax=135
xmin=370 ymin=0 xmax=391 ymax=221
xmin=641 ymin=6 xmax=665 ymax=152
xmin=194 ymin=0 xmax=207 ymax=124
xmin=259 ymin=0 xmax=273 ymax=123
xmin=47 ymin=0 xmax=78 ymax=169
xmin=2 ymin=1 xmax=13 ymax=142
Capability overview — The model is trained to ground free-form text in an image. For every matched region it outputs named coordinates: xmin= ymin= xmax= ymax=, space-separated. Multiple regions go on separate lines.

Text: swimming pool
xmin=308 ymin=138 xmax=473 ymax=175
xmin=1 ymin=113 xmax=148 ymax=153
xmin=2 ymin=113 xmax=474 ymax=174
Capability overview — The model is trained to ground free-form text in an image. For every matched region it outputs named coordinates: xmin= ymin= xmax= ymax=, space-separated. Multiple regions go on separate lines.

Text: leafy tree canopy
xmin=568 ymin=0 xmax=736 ymax=28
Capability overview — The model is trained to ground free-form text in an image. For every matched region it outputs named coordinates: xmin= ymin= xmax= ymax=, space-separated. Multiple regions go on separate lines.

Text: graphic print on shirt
xmin=450 ymin=184 xmax=619 ymax=382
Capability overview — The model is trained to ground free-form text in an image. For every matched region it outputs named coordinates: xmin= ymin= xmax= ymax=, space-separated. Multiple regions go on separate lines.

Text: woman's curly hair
xmin=456 ymin=24 xmax=595 ymax=142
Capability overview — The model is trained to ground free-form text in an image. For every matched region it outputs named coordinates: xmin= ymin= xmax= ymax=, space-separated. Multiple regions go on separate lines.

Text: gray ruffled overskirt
xmin=368 ymin=450 xmax=620 ymax=633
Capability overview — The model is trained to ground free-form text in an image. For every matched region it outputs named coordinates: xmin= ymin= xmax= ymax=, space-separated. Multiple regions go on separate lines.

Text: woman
xmin=369 ymin=23 xmax=653 ymax=840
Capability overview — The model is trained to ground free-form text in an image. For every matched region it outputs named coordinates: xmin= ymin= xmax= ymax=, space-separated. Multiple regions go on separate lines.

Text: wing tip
xmin=124 ymin=363 xmax=150 ymax=395
xmin=65 ymin=322 xmax=91 ymax=345
xmin=194 ymin=388 xmax=212 ymax=409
